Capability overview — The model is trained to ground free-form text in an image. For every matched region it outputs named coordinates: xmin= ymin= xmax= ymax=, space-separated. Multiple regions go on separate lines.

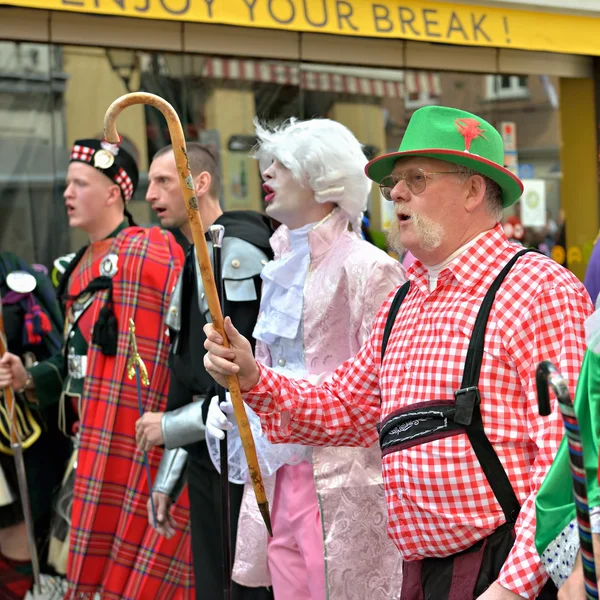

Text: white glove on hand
xmin=206 ymin=393 xmax=235 ymax=440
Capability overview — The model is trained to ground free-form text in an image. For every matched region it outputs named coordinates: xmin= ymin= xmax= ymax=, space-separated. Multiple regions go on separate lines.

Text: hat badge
xmin=94 ymin=150 xmax=115 ymax=170
xmin=455 ymin=118 xmax=487 ymax=154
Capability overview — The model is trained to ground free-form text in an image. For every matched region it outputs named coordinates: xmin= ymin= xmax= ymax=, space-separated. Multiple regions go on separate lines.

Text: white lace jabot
xmin=253 ymin=221 xmax=314 ymax=345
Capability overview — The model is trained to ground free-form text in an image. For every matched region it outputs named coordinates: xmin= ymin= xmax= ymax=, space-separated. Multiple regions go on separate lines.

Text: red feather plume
xmin=455 ymin=118 xmax=487 ymax=152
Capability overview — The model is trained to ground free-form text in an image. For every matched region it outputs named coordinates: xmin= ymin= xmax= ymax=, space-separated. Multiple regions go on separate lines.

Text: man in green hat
xmin=202 ymin=105 xmax=593 ymax=599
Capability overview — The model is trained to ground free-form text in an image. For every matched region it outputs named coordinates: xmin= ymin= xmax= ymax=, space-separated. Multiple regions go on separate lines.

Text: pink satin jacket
xmin=234 ymin=209 xmax=405 ymax=599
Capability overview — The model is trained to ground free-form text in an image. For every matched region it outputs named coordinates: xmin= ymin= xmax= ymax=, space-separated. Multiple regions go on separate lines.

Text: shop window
xmin=405 ymin=90 xmax=439 ymax=110
xmin=485 ymin=75 xmax=529 ymax=100
xmin=0 ymin=41 xmax=70 ymax=268
xmin=404 ymin=71 xmax=441 ymax=110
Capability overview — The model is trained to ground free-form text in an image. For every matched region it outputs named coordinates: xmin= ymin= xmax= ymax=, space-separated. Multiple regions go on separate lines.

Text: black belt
xmin=379 ymin=388 xmax=479 ymax=456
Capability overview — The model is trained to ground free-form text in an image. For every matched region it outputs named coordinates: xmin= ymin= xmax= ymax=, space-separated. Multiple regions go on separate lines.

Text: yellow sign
xmin=3 ymin=0 xmax=600 ymax=55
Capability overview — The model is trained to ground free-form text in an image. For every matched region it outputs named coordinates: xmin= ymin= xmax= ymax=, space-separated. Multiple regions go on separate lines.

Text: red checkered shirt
xmin=245 ymin=225 xmax=593 ymax=598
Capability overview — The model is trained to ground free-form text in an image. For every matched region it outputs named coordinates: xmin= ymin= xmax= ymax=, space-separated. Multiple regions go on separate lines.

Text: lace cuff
xmin=591 ymin=506 xmax=600 ymax=533
xmin=206 ymin=403 xmax=311 ymax=484
xmin=540 ymin=519 xmax=579 ymax=588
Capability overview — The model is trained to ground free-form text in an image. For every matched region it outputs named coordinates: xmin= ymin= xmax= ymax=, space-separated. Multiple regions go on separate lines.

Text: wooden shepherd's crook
xmin=103 ymin=92 xmax=272 ymax=535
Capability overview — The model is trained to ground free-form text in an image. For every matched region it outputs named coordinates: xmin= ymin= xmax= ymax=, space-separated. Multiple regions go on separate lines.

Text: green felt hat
xmin=365 ymin=106 xmax=523 ymax=208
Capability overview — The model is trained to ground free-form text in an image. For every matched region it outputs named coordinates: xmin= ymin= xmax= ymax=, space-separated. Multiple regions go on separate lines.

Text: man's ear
xmin=464 ymin=174 xmax=487 ymax=213
xmin=106 ymin=183 xmax=123 ymax=208
xmin=195 ymin=172 xmax=211 ymax=197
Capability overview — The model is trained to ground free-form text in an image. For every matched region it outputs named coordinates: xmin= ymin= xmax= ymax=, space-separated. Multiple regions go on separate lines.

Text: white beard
xmin=387 ymin=211 xmax=445 ymax=255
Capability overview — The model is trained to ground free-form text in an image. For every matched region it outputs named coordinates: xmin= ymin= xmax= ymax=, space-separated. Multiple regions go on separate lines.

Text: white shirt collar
xmin=425 ymin=231 xmax=489 ymax=292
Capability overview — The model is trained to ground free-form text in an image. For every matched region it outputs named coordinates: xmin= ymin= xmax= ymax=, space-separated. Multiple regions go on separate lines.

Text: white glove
xmin=206 ymin=392 xmax=235 ymax=440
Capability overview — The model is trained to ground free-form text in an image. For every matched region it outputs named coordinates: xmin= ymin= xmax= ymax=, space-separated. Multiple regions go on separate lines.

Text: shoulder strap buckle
xmin=453 ymin=386 xmax=480 ymax=426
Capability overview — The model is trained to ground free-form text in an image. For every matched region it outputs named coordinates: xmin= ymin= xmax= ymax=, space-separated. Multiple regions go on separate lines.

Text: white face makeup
xmin=261 ymin=160 xmax=316 ymax=228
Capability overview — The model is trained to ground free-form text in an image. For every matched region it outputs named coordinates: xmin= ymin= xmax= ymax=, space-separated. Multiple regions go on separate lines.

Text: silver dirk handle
xmin=208 ymin=224 xmax=225 ymax=248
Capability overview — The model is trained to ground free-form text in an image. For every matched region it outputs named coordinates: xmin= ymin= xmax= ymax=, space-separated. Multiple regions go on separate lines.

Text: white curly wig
xmin=253 ymin=117 xmax=371 ymax=228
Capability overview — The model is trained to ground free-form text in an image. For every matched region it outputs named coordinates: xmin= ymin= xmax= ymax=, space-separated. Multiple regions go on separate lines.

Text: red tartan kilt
xmin=65 ymin=228 xmax=193 ymax=598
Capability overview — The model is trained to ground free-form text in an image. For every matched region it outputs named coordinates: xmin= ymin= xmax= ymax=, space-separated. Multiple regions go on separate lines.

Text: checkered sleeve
xmin=497 ymin=283 xmax=591 ymax=598
xmin=244 ymin=326 xmax=383 ymax=447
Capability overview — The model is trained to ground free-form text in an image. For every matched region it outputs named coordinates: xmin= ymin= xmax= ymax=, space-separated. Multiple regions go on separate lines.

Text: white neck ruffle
xmin=253 ymin=221 xmax=314 ymax=345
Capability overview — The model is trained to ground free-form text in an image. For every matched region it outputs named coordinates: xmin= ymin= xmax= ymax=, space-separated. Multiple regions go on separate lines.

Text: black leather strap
xmin=461 ymin=249 xmax=533 ymax=388
xmin=458 ymin=248 xmax=534 ymax=522
xmin=381 ymin=281 xmax=410 ymax=362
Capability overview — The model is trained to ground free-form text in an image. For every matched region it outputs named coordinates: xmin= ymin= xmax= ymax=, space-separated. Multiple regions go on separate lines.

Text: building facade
xmin=0 ymin=0 xmax=598 ymax=280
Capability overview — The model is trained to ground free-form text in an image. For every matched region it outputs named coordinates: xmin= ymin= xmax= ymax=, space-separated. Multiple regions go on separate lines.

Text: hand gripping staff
xmin=536 ymin=360 xmax=598 ymax=600
xmin=103 ymin=92 xmax=272 ymax=536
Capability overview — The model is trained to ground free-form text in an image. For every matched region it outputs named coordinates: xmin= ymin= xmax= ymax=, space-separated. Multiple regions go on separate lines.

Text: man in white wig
xmin=206 ymin=118 xmax=405 ymax=599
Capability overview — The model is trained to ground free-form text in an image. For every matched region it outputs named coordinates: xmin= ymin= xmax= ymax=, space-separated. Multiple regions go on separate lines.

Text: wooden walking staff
xmin=103 ymin=92 xmax=272 ymax=535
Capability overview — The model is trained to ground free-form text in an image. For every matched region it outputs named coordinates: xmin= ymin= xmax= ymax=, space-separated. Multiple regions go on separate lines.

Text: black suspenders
xmin=379 ymin=248 xmax=535 ymax=523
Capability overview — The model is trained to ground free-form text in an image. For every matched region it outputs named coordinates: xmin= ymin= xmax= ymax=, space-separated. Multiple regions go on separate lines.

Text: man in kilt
xmin=0 ymin=139 xmax=194 ymax=599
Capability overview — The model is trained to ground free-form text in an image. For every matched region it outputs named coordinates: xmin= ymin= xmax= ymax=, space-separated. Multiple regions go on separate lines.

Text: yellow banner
xmin=3 ymin=0 xmax=599 ymax=56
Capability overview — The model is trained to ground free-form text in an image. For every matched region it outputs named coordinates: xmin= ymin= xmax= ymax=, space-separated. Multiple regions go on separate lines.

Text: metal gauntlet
xmin=161 ymin=396 xmax=207 ymax=449
xmin=153 ymin=447 xmax=188 ymax=502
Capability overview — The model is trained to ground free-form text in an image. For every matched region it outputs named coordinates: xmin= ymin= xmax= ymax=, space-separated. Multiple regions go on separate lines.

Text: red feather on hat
xmin=455 ymin=118 xmax=487 ymax=153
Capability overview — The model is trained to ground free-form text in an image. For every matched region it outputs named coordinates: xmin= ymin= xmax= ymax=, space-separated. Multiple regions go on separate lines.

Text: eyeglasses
xmin=379 ymin=168 xmax=460 ymax=200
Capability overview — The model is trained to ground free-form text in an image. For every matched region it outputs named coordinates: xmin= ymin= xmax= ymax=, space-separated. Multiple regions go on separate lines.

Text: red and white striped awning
xmin=203 ymin=58 xmax=300 ymax=86
xmin=405 ymin=71 xmax=442 ymax=96
xmin=301 ymin=70 xmax=403 ymax=98
xmin=201 ymin=57 xmax=440 ymax=100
